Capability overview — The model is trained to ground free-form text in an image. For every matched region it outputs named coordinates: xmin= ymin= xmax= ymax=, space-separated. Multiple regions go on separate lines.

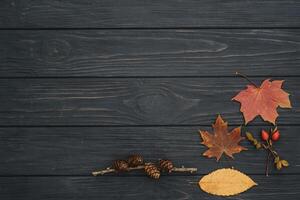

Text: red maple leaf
xmin=232 ymin=79 xmax=291 ymax=125
xmin=199 ymin=115 xmax=247 ymax=161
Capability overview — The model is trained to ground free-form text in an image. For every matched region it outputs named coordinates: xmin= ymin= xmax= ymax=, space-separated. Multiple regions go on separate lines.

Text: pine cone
xmin=159 ymin=159 xmax=174 ymax=173
xmin=113 ymin=160 xmax=129 ymax=172
xmin=144 ymin=163 xmax=160 ymax=179
xmin=128 ymin=154 xmax=144 ymax=167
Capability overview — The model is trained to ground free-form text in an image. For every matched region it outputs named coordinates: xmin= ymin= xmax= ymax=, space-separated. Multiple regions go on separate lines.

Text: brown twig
xmin=235 ymin=71 xmax=259 ymax=88
xmin=265 ymin=151 xmax=270 ymax=176
xmin=92 ymin=166 xmax=144 ymax=176
xmin=92 ymin=165 xmax=197 ymax=176
xmin=171 ymin=166 xmax=197 ymax=173
xmin=263 ymin=140 xmax=278 ymax=159
xmin=263 ymin=139 xmax=280 ymax=176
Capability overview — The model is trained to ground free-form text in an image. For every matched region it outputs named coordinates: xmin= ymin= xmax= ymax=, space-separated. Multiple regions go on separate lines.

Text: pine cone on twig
xmin=92 ymin=155 xmax=197 ymax=177
xmin=159 ymin=159 xmax=174 ymax=173
xmin=128 ymin=154 xmax=144 ymax=167
xmin=144 ymin=163 xmax=160 ymax=179
xmin=113 ymin=160 xmax=129 ymax=172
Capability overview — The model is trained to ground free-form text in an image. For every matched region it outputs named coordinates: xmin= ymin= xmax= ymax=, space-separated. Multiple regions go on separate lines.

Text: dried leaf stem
xmin=265 ymin=151 xmax=271 ymax=177
xmin=235 ymin=71 xmax=258 ymax=88
xmin=92 ymin=165 xmax=197 ymax=176
xmin=263 ymin=140 xmax=279 ymax=160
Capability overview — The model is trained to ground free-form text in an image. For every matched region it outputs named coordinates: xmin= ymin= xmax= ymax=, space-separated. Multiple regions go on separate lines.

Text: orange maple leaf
xmin=199 ymin=115 xmax=247 ymax=161
xmin=232 ymin=79 xmax=292 ymax=125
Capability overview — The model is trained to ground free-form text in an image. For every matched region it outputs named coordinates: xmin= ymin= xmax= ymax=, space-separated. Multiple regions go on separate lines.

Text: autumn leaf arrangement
xmin=198 ymin=72 xmax=292 ymax=196
xmin=91 ymin=72 xmax=292 ymax=197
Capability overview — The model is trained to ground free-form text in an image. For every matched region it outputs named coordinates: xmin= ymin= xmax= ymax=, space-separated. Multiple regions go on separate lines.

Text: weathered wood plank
xmin=0 ymin=175 xmax=298 ymax=200
xmin=0 ymin=78 xmax=298 ymax=126
xmin=0 ymin=126 xmax=298 ymax=175
xmin=1 ymin=30 xmax=300 ymax=77
xmin=1 ymin=0 xmax=300 ymax=28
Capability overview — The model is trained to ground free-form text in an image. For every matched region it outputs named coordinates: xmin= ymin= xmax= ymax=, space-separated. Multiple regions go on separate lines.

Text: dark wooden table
xmin=1 ymin=1 xmax=300 ymax=199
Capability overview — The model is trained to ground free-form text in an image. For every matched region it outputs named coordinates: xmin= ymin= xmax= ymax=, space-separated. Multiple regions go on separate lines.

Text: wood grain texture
xmin=0 ymin=126 xmax=298 ymax=175
xmin=0 ymin=175 xmax=299 ymax=200
xmin=0 ymin=78 xmax=298 ymax=126
xmin=1 ymin=0 xmax=300 ymax=28
xmin=1 ymin=0 xmax=300 ymax=199
xmin=1 ymin=29 xmax=300 ymax=77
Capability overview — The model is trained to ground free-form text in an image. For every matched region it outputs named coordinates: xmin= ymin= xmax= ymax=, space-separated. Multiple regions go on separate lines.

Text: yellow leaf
xmin=199 ymin=168 xmax=257 ymax=196
xmin=276 ymin=161 xmax=282 ymax=170
xmin=281 ymin=160 xmax=289 ymax=167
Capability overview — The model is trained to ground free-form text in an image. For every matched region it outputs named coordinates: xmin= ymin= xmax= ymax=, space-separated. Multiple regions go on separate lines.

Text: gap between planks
xmin=0 ymin=173 xmax=298 ymax=178
xmin=1 ymin=27 xmax=300 ymax=31
xmin=0 ymin=124 xmax=299 ymax=128
xmin=0 ymin=75 xmax=300 ymax=79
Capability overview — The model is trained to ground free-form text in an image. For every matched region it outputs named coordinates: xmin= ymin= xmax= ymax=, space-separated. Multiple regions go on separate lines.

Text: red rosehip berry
xmin=271 ymin=130 xmax=280 ymax=141
xmin=261 ymin=130 xmax=269 ymax=141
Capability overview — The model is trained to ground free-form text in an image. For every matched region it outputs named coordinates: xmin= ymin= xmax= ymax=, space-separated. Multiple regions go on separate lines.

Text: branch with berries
xmin=92 ymin=154 xmax=197 ymax=179
xmin=246 ymin=127 xmax=289 ymax=176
